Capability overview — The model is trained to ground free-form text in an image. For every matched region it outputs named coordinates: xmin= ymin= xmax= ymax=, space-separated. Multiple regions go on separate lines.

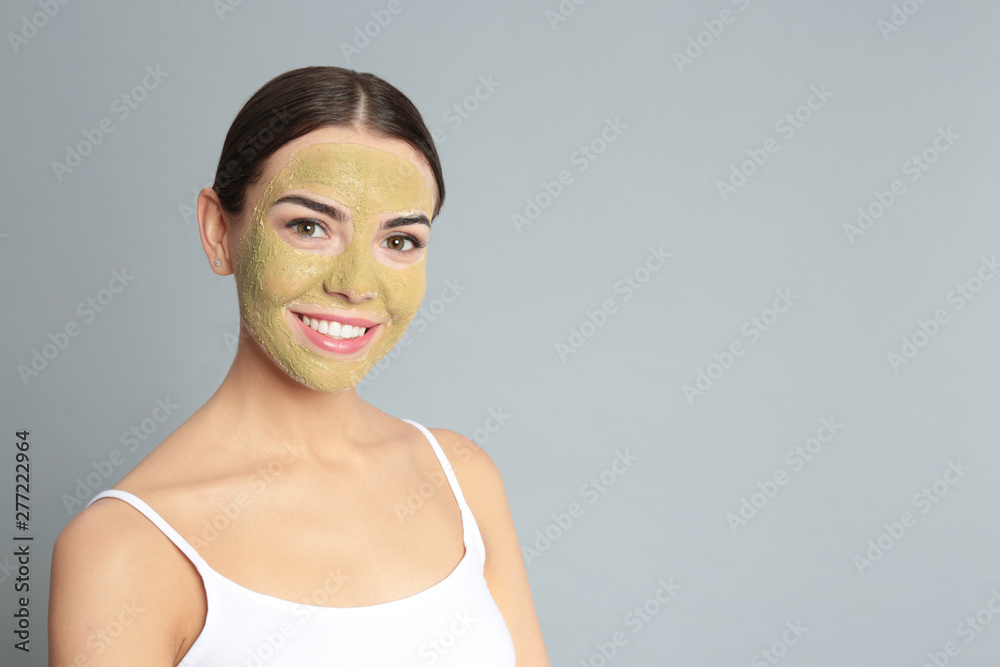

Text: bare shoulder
xmin=425 ymin=428 xmax=505 ymax=497
xmin=424 ymin=427 xmax=551 ymax=666
xmin=424 ymin=427 xmax=510 ymax=553
xmin=54 ymin=498 xmax=190 ymax=581
xmin=49 ymin=499 xmax=193 ymax=665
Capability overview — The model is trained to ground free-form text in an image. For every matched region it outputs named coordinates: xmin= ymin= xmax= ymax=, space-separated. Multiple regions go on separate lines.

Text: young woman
xmin=49 ymin=66 xmax=551 ymax=666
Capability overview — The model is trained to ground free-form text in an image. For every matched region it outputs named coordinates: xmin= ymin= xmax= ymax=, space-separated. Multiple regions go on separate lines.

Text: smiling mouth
xmin=295 ymin=313 xmax=371 ymax=340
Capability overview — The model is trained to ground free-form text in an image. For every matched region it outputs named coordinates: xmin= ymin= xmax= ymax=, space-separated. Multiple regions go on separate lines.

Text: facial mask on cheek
xmin=232 ymin=142 xmax=434 ymax=393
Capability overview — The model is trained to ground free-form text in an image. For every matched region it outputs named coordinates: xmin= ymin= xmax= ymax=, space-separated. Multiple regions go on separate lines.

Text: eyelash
xmin=284 ymin=218 xmax=427 ymax=254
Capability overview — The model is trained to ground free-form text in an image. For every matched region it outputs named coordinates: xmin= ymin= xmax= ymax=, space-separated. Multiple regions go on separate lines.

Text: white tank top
xmin=86 ymin=419 xmax=516 ymax=666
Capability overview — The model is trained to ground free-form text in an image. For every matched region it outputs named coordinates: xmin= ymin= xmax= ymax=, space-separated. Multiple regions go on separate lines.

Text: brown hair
xmin=212 ymin=66 xmax=445 ymax=220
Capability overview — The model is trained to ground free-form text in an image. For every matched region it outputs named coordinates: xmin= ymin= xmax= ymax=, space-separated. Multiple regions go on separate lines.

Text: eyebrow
xmin=272 ymin=195 xmax=431 ymax=228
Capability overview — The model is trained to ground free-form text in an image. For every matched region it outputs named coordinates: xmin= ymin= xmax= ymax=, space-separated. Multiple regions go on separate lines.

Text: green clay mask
xmin=233 ymin=142 xmax=435 ymax=393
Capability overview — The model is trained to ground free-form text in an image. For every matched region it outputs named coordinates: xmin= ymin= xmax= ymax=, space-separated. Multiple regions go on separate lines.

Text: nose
xmin=321 ymin=241 xmax=378 ymax=302
xmin=325 ymin=283 xmax=376 ymax=303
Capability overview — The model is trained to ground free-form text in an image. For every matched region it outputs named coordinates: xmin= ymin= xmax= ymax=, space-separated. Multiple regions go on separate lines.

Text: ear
xmin=197 ymin=188 xmax=234 ymax=275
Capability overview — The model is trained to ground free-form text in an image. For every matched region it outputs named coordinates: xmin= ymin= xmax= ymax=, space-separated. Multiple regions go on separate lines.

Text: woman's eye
xmin=386 ymin=236 xmax=413 ymax=252
xmin=287 ymin=218 xmax=327 ymax=239
xmin=382 ymin=234 xmax=426 ymax=253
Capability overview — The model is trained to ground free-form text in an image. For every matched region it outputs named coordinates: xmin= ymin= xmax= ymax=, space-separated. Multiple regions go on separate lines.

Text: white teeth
xmin=299 ymin=315 xmax=368 ymax=340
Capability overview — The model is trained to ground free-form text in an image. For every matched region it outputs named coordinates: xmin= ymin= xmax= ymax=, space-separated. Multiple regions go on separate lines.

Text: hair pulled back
xmin=212 ymin=66 xmax=444 ymax=220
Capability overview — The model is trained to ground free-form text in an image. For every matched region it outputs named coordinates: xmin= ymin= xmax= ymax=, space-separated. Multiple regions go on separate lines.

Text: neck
xmin=197 ymin=326 xmax=385 ymax=460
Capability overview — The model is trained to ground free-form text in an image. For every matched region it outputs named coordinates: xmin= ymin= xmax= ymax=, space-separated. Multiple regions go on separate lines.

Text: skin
xmin=48 ymin=126 xmax=551 ymax=666
xmin=235 ymin=141 xmax=435 ymax=393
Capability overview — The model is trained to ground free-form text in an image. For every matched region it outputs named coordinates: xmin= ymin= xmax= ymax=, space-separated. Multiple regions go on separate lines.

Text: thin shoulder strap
xmin=401 ymin=419 xmax=487 ymax=563
xmin=86 ymin=489 xmax=214 ymax=575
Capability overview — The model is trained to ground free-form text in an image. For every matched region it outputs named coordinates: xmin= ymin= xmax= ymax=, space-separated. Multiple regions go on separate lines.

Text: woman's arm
xmin=432 ymin=429 xmax=552 ymax=667
xmin=49 ymin=501 xmax=185 ymax=666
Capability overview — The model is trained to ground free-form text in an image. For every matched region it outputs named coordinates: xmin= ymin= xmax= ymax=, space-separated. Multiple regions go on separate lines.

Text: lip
xmin=291 ymin=310 xmax=381 ymax=356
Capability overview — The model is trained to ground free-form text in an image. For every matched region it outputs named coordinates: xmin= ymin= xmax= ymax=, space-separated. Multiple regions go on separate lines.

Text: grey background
xmin=2 ymin=0 xmax=999 ymax=664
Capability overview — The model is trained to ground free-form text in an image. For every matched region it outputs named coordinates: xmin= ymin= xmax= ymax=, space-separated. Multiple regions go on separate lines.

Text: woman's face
xmin=229 ymin=127 xmax=438 ymax=393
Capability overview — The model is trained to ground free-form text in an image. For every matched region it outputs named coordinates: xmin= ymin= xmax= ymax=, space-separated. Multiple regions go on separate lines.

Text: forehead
xmin=255 ymin=127 xmax=437 ymax=212
xmin=270 ymin=143 xmax=429 ymax=203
